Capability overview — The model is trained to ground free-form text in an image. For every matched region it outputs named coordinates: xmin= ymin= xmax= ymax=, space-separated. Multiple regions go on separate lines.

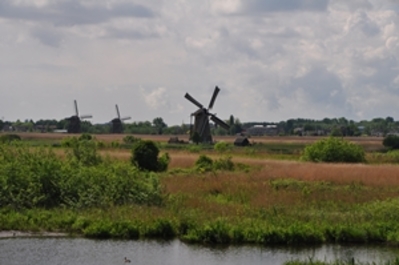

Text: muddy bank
xmin=0 ymin=230 xmax=68 ymax=239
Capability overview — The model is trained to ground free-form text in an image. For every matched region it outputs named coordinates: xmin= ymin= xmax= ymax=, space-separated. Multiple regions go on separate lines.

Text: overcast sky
xmin=1 ymin=0 xmax=399 ymax=125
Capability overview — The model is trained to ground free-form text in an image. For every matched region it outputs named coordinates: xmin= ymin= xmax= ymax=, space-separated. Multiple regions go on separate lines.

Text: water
xmin=0 ymin=238 xmax=398 ymax=265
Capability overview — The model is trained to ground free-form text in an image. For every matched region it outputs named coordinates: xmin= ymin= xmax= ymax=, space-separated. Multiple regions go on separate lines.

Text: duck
xmin=124 ymin=257 xmax=131 ymax=263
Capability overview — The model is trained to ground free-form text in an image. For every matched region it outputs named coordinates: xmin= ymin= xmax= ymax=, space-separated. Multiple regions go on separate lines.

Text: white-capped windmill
xmin=66 ymin=100 xmax=93 ymax=133
xmin=111 ymin=104 xmax=131 ymax=133
xmin=184 ymin=86 xmax=230 ymax=143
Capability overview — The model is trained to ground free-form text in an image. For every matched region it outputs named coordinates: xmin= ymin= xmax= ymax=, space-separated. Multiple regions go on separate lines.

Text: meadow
xmin=1 ymin=132 xmax=399 ymax=249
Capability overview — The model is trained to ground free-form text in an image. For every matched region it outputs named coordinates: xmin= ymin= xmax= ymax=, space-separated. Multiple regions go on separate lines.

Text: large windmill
xmin=184 ymin=86 xmax=230 ymax=143
xmin=111 ymin=104 xmax=131 ymax=133
xmin=66 ymin=100 xmax=93 ymax=134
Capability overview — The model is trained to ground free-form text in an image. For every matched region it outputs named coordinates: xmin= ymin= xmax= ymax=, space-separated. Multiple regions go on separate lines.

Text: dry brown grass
xmin=163 ymin=155 xmax=399 ymax=214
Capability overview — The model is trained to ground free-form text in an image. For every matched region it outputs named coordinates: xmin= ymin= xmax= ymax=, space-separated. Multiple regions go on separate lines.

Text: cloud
xmin=0 ymin=0 xmax=155 ymax=26
xmin=31 ymin=26 xmax=63 ymax=47
xmin=141 ymin=87 xmax=169 ymax=110
xmin=241 ymin=0 xmax=330 ymax=13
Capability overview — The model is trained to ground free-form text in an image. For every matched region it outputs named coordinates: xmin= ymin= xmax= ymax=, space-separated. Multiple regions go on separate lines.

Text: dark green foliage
xmin=131 ymin=140 xmax=169 ymax=172
xmin=383 ymin=135 xmax=399 ymax=150
xmin=0 ymin=134 xmax=21 ymax=143
xmin=0 ymin=142 xmax=163 ymax=209
xmin=195 ymin=155 xmax=235 ymax=172
xmin=143 ymin=219 xmax=176 ymax=239
xmin=301 ymin=137 xmax=365 ymax=163
xmin=195 ymin=155 xmax=214 ymax=172
xmin=213 ymin=156 xmax=234 ymax=171
xmin=78 ymin=133 xmax=93 ymax=141
xmin=123 ymin=135 xmax=140 ymax=144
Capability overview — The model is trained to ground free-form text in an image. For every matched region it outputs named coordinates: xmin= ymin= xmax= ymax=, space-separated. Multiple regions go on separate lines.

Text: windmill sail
xmin=210 ymin=115 xmax=230 ymax=130
xmin=184 ymin=93 xmax=203 ymax=109
xmin=208 ymin=86 xmax=220 ymax=110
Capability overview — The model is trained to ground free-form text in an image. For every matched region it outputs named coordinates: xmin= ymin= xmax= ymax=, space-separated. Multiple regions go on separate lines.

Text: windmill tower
xmin=184 ymin=86 xmax=230 ymax=143
xmin=66 ymin=100 xmax=93 ymax=134
xmin=111 ymin=104 xmax=131 ymax=134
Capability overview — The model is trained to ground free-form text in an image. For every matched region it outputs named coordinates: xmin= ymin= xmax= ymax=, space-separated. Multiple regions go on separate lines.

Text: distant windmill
xmin=66 ymin=100 xmax=93 ymax=134
xmin=184 ymin=86 xmax=230 ymax=143
xmin=111 ymin=104 xmax=131 ymax=133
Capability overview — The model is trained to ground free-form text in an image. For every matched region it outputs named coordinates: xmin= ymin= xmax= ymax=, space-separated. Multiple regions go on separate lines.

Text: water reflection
xmin=0 ymin=238 xmax=398 ymax=265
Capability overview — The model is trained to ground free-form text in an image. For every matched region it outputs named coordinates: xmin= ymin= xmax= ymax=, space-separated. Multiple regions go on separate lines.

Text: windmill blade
xmin=184 ymin=93 xmax=203 ymax=109
xmin=80 ymin=115 xmax=92 ymax=119
xmin=115 ymin=104 xmax=121 ymax=119
xmin=121 ymin=117 xmax=131 ymax=121
xmin=210 ymin=115 xmax=230 ymax=130
xmin=208 ymin=86 xmax=220 ymax=110
xmin=74 ymin=100 xmax=79 ymax=116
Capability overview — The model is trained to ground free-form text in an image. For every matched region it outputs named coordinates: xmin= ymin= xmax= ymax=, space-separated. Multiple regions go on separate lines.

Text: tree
xmin=153 ymin=117 xmax=167 ymax=135
xmin=131 ymin=140 xmax=169 ymax=172
xmin=383 ymin=135 xmax=399 ymax=150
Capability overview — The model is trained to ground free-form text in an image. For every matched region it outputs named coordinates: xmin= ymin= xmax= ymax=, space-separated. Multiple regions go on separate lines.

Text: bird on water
xmin=124 ymin=257 xmax=131 ymax=263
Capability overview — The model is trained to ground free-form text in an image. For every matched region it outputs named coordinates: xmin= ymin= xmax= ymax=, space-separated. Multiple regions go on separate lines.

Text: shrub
xmin=0 ymin=143 xmax=163 ymax=209
xmin=301 ymin=137 xmax=365 ymax=163
xmin=78 ymin=133 xmax=93 ymax=141
xmin=214 ymin=156 xmax=234 ymax=171
xmin=123 ymin=135 xmax=140 ymax=144
xmin=0 ymin=134 xmax=21 ymax=143
xmin=195 ymin=155 xmax=214 ymax=172
xmin=131 ymin=140 xmax=169 ymax=172
xmin=383 ymin=135 xmax=399 ymax=150
xmin=214 ymin=141 xmax=232 ymax=153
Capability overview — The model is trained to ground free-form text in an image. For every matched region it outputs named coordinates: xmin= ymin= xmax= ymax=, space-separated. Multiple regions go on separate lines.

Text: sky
xmin=1 ymin=0 xmax=399 ymax=126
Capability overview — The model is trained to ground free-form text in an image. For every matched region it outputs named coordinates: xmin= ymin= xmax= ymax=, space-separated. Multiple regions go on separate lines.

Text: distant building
xmin=247 ymin=125 xmax=278 ymax=136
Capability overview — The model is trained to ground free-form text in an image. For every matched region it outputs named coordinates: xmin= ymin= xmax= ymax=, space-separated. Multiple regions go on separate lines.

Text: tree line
xmin=1 ymin=116 xmax=398 ymax=136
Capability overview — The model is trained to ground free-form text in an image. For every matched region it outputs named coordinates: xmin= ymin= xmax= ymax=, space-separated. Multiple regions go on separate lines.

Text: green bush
xmin=0 ymin=143 xmax=163 ymax=209
xmin=131 ymin=140 xmax=169 ymax=172
xmin=301 ymin=137 xmax=365 ymax=163
xmin=214 ymin=141 xmax=232 ymax=153
xmin=0 ymin=134 xmax=21 ymax=143
xmin=78 ymin=133 xmax=93 ymax=141
xmin=195 ymin=155 xmax=214 ymax=172
xmin=383 ymin=135 xmax=399 ymax=150
xmin=123 ymin=135 xmax=140 ymax=144
xmin=214 ymin=156 xmax=234 ymax=171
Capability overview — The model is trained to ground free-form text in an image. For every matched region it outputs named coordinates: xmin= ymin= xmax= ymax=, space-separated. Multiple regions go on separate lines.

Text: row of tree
xmin=1 ymin=116 xmax=398 ymax=137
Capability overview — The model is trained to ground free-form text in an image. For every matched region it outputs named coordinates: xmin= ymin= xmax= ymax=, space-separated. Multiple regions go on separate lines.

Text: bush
xmin=0 ymin=134 xmax=21 ymax=143
xmin=0 ymin=143 xmax=163 ymax=209
xmin=78 ymin=133 xmax=93 ymax=141
xmin=214 ymin=156 xmax=234 ymax=171
xmin=214 ymin=141 xmax=232 ymax=153
xmin=123 ymin=135 xmax=140 ymax=144
xmin=383 ymin=135 xmax=399 ymax=150
xmin=301 ymin=137 xmax=365 ymax=163
xmin=131 ymin=140 xmax=169 ymax=172
xmin=195 ymin=155 xmax=213 ymax=172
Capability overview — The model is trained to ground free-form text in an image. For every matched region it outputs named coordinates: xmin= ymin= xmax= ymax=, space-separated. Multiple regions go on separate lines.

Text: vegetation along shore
xmin=1 ymin=133 xmax=399 ymax=250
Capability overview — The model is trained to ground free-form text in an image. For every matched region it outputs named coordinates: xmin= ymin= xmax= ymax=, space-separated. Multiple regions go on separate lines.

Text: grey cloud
xmin=349 ymin=11 xmax=380 ymax=36
xmin=331 ymin=0 xmax=373 ymax=11
xmin=241 ymin=0 xmax=330 ymax=13
xmin=31 ymin=27 xmax=63 ymax=47
xmin=0 ymin=1 xmax=155 ymax=26
xmin=104 ymin=28 xmax=160 ymax=40
xmin=285 ymin=67 xmax=348 ymax=110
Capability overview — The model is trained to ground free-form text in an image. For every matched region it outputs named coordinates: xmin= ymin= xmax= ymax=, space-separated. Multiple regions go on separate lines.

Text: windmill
xmin=111 ymin=104 xmax=131 ymax=133
xmin=66 ymin=100 xmax=93 ymax=134
xmin=184 ymin=86 xmax=230 ymax=143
